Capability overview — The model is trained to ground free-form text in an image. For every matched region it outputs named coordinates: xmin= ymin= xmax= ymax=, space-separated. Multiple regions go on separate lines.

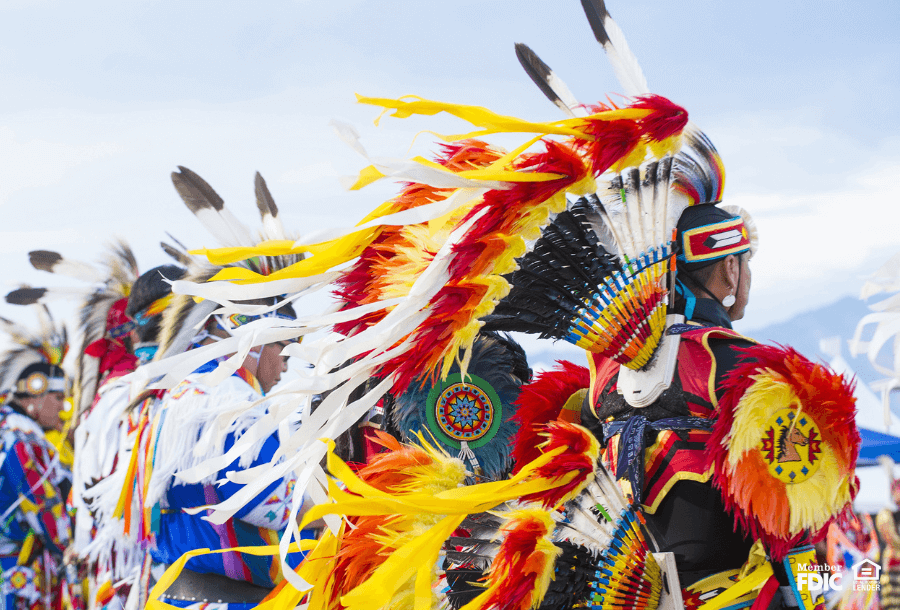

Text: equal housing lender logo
xmin=795 ymin=559 xmax=881 ymax=592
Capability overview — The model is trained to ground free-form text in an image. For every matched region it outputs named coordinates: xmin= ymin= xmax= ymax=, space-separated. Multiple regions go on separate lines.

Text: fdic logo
xmin=795 ymin=559 xmax=881 ymax=592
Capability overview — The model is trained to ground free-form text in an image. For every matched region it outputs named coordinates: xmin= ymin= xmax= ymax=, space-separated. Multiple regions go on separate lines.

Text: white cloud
xmin=0 ymin=126 xmax=121 ymax=205
xmin=730 ymin=157 xmax=900 ymax=330
xmin=280 ymin=162 xmax=339 ymax=186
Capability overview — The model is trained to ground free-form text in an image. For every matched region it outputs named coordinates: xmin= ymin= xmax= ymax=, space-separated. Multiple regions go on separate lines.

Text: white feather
xmin=601 ymin=13 xmax=650 ymax=97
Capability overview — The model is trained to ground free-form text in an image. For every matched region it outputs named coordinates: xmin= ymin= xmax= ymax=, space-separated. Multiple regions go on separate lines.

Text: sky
xmin=0 ymin=0 xmax=897 ymax=355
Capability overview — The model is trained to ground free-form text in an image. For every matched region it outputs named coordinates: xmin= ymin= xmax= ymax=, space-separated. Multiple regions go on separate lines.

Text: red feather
xmin=708 ymin=344 xmax=860 ymax=561
xmin=521 ymin=422 xmax=599 ymax=508
xmin=510 ymin=362 xmax=591 ymax=473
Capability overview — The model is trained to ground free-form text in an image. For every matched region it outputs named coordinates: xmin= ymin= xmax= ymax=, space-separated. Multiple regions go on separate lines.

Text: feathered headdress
xmin=146 ymin=0 xmax=754 ymax=594
xmin=151 ymin=167 xmax=307 ymax=364
xmin=5 ymin=245 xmax=136 ymax=415
xmin=0 ymin=304 xmax=68 ymax=402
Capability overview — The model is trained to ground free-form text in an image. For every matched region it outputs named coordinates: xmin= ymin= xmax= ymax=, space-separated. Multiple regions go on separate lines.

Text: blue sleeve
xmin=2 ymin=437 xmax=70 ymax=556
xmin=215 ymin=432 xmax=287 ymax=522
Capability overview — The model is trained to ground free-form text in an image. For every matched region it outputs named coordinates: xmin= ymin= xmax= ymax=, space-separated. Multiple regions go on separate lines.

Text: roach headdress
xmin=6 ymin=242 xmax=138 ymax=417
xmin=152 ymin=168 xmax=305 ymax=364
xmin=0 ymin=305 xmax=68 ymax=404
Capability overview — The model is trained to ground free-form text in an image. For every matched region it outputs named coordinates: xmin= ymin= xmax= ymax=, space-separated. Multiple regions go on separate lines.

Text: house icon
xmin=853 ymin=558 xmax=881 ymax=581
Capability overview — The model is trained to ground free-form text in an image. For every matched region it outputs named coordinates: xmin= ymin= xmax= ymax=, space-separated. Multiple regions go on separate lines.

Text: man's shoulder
xmin=0 ymin=409 xmax=50 ymax=452
xmin=670 ymin=323 xmax=755 ymax=345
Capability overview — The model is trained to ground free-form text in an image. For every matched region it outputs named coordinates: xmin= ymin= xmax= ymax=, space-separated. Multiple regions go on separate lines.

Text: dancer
xmin=76 ymin=264 xmax=184 ymax=610
xmin=149 ymin=4 xmax=861 ymax=609
xmin=132 ymin=168 xmax=312 ymax=609
xmin=0 ymin=307 xmax=72 ymax=610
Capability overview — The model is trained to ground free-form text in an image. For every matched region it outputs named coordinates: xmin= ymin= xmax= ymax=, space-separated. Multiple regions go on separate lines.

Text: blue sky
xmin=0 ymin=0 xmax=897 ymax=340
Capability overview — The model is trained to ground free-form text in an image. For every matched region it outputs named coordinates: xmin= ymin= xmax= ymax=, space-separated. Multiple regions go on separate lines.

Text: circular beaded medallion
xmin=426 ymin=373 xmax=502 ymax=449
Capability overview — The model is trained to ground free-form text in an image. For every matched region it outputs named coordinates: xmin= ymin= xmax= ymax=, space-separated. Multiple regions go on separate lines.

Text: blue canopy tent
xmin=859 ymin=428 xmax=900 ymax=466
xmin=826 ymin=347 xmax=900 ymax=511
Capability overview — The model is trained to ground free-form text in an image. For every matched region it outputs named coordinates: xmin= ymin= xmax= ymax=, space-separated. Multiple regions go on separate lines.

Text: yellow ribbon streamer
xmin=356 ymin=94 xmax=651 ymax=142
xmin=146 ymin=540 xmax=318 ymax=610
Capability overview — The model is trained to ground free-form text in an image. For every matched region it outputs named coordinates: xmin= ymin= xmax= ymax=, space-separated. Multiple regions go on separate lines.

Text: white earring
xmin=722 ymin=294 xmax=736 ymax=307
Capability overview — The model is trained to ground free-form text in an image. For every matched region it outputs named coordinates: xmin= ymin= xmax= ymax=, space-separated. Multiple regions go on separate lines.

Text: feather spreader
xmin=708 ymin=344 xmax=860 ymax=561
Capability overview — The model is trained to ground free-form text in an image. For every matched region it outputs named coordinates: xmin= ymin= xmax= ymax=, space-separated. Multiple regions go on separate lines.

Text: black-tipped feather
xmin=254 ymin=171 xmax=279 ymax=219
xmin=160 ymin=241 xmax=194 ymax=267
xmin=6 ymin=287 xmax=47 ymax=305
xmin=29 ymin=250 xmax=62 ymax=272
xmin=515 ymin=43 xmax=570 ymax=114
xmin=491 ymin=199 xmax=620 ymax=340
xmin=580 ymin=0 xmax=612 ymax=46
xmin=172 ymin=166 xmax=225 ymax=213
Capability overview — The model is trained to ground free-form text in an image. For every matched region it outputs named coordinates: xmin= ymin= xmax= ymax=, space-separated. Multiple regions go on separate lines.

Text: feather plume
xmin=514 ymin=43 xmax=585 ymax=118
xmin=171 ymin=166 xmax=254 ymax=248
xmin=579 ymin=0 xmax=649 ymax=97
xmin=255 ymin=171 xmax=286 ymax=241
xmin=510 ymin=362 xmax=591 ymax=472
xmin=29 ymin=250 xmax=104 ymax=283
xmin=318 ymin=431 xmax=467 ymax=610
xmin=520 ymin=422 xmax=600 ymax=508
xmin=461 ymin=508 xmax=561 ymax=610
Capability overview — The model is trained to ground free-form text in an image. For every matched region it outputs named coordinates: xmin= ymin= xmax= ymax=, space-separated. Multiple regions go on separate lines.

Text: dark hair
xmin=126 ymin=265 xmax=185 ymax=343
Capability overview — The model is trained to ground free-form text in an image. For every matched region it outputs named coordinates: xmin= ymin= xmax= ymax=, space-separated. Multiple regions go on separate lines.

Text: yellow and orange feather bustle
xmin=187 ymin=95 xmax=689 ymax=391
xmin=292 ymin=423 xmax=603 ymax=610
xmin=708 ymin=344 xmax=860 ymax=560
xmin=324 ymin=431 xmax=466 ymax=610
xmin=334 ymin=141 xmax=504 ymax=338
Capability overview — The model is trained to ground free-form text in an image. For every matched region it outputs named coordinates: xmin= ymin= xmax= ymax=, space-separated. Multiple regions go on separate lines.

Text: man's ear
xmin=722 ymin=255 xmax=740 ymax=290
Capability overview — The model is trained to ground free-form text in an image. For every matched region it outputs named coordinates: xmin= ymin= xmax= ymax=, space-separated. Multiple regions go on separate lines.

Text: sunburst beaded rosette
xmin=708 ymin=344 xmax=860 ymax=560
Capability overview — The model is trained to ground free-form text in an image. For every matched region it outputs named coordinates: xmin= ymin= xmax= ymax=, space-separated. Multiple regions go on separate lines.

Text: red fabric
xmin=594 ymin=326 xmax=746 ymax=512
xmin=85 ymin=339 xmax=137 ymax=380
xmin=361 ymin=427 xmax=388 ymax=463
xmin=105 ymin=298 xmax=130 ymax=333
xmin=749 ymin=575 xmax=780 ymax=610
